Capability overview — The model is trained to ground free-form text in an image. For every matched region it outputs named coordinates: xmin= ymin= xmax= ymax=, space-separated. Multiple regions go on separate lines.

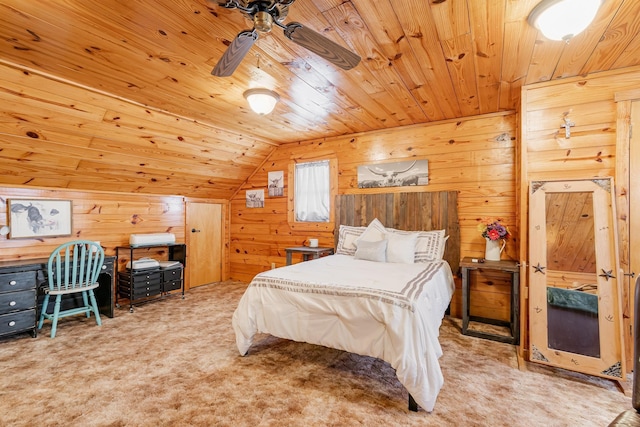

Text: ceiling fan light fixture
xmin=244 ymin=88 xmax=279 ymax=115
xmin=528 ymin=0 xmax=602 ymax=41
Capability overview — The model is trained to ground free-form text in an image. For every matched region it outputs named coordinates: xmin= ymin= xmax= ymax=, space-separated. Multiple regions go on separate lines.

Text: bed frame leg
xmin=408 ymin=394 xmax=418 ymax=412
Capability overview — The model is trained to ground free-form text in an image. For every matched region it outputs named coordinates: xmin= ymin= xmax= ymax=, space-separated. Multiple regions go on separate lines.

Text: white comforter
xmin=232 ymin=254 xmax=455 ymax=412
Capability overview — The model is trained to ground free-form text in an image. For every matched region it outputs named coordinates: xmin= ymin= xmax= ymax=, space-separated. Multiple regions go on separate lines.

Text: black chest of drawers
xmin=162 ymin=267 xmax=183 ymax=292
xmin=115 ymin=244 xmax=185 ymax=313
xmin=118 ymin=270 xmax=163 ymax=299
xmin=0 ymin=268 xmax=38 ymax=339
xmin=116 ymin=266 xmax=184 ymax=312
xmin=0 ymin=256 xmax=116 ymax=341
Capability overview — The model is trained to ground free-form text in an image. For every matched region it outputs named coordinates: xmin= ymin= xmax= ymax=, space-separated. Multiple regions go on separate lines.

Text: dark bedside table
xmin=285 ymin=247 xmax=334 ymax=265
xmin=461 ymin=257 xmax=520 ymax=345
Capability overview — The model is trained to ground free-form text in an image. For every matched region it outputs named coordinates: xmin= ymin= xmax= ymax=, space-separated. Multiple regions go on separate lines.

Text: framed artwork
xmin=268 ymin=171 xmax=284 ymax=197
xmin=357 ymin=159 xmax=429 ymax=188
xmin=246 ymin=190 xmax=265 ymax=208
xmin=8 ymin=199 xmax=73 ymax=239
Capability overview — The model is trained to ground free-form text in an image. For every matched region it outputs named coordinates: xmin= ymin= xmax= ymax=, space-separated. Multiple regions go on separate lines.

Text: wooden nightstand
xmin=285 ymin=247 xmax=334 ymax=265
xmin=461 ymin=257 xmax=520 ymax=345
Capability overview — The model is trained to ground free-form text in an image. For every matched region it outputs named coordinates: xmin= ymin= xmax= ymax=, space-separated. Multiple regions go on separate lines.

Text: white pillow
xmin=354 ymin=239 xmax=388 ymax=262
xmin=414 ymin=229 xmax=447 ymax=261
xmin=336 ymin=225 xmax=366 ymax=256
xmin=386 ymin=232 xmax=417 ymax=264
xmin=386 ymin=228 xmax=447 ymax=262
xmin=355 ymin=218 xmax=387 ymax=245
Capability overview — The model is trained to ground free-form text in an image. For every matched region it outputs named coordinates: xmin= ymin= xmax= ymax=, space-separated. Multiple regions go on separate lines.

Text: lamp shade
xmin=528 ymin=0 xmax=602 ymax=41
xmin=243 ymin=88 xmax=279 ymax=115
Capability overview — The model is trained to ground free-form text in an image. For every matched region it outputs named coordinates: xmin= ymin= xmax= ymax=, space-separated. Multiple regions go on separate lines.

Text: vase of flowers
xmin=477 ymin=218 xmax=511 ymax=261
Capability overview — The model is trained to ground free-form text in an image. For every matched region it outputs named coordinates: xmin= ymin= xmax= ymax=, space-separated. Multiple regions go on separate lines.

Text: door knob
xmin=191 ymin=228 xmax=201 ymax=233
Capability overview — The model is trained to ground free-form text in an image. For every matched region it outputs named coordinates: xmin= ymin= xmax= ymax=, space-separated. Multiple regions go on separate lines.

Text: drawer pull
xmin=9 ymin=301 xmax=16 ymax=306
xmin=9 ymin=280 xmax=17 ymax=286
xmin=8 ymin=321 xmax=15 ymax=327
xmin=102 ymin=265 xmax=107 ymax=270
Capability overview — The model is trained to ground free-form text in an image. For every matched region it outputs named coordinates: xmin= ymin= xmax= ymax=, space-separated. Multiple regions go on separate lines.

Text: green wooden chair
xmin=38 ymin=240 xmax=104 ymax=338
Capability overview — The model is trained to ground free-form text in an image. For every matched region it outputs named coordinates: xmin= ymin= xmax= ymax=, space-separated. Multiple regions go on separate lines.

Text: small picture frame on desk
xmin=7 ymin=199 xmax=73 ymax=239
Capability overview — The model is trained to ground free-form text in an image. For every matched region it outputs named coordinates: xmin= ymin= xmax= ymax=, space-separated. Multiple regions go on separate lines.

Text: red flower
xmin=487 ymin=229 xmax=500 ymax=240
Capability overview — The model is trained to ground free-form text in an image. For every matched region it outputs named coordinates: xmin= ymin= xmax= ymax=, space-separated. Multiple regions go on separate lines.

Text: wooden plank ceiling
xmin=0 ymin=0 xmax=639 ymax=198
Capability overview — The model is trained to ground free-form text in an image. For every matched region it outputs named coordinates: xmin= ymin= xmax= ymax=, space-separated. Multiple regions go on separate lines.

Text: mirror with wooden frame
xmin=528 ymin=178 xmax=625 ymax=380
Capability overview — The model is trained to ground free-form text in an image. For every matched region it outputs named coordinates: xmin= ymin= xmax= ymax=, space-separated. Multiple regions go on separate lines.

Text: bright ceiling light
xmin=528 ymin=0 xmax=602 ymax=42
xmin=243 ymin=88 xmax=279 ymax=115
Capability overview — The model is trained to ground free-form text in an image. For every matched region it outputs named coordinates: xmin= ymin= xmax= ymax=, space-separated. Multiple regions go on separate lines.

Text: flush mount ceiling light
xmin=243 ymin=88 xmax=279 ymax=115
xmin=528 ymin=0 xmax=602 ymax=42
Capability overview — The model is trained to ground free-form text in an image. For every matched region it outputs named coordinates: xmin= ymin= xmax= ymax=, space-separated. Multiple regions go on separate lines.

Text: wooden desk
xmin=285 ymin=247 xmax=334 ymax=265
xmin=461 ymin=257 xmax=520 ymax=345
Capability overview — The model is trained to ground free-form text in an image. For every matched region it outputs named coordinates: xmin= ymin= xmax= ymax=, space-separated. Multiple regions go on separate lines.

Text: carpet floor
xmin=0 ymin=281 xmax=631 ymax=426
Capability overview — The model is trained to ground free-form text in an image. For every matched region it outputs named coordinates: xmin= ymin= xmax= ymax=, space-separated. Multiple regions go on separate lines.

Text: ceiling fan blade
xmin=283 ymin=23 xmax=360 ymax=70
xmin=212 ymin=30 xmax=259 ymax=77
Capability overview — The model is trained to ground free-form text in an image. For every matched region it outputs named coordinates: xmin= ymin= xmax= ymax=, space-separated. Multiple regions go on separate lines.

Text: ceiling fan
xmin=211 ymin=0 xmax=361 ymax=77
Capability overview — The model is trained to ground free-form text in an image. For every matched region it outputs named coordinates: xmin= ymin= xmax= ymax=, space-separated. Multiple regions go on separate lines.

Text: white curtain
xmin=295 ymin=160 xmax=330 ymax=222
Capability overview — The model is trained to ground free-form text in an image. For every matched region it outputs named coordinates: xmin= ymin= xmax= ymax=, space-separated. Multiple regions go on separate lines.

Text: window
xmin=294 ymin=160 xmax=330 ymax=222
xmin=287 ymin=156 xmax=337 ymax=230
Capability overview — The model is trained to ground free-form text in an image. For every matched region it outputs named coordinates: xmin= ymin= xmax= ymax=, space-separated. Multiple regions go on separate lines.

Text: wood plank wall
xmin=0 ymin=185 xmax=184 ymax=257
xmin=0 ymin=186 xmax=197 ymax=284
xmin=230 ymin=111 xmax=518 ymax=320
xmin=520 ymin=65 xmax=640 ymax=365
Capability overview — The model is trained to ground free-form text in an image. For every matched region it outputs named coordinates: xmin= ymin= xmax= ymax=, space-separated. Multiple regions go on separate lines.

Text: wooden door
xmin=186 ymin=202 xmax=222 ymax=289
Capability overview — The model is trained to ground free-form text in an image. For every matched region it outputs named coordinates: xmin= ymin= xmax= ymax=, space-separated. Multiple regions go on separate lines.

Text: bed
xmin=232 ymin=191 xmax=460 ymax=412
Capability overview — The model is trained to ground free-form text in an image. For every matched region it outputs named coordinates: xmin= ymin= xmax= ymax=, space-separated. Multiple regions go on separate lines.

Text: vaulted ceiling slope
xmin=1 ymin=0 xmax=639 ymax=197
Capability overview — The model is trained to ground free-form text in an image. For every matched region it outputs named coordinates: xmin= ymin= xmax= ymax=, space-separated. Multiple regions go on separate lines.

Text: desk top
xmin=0 ymin=258 xmax=49 ymax=269
xmin=0 ymin=256 xmax=116 ymax=273
xmin=460 ymin=257 xmax=519 ymax=272
xmin=285 ymin=246 xmax=334 ymax=254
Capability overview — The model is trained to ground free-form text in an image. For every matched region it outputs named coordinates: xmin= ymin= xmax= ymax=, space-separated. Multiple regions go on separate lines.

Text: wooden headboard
xmin=335 ymin=191 xmax=460 ymax=275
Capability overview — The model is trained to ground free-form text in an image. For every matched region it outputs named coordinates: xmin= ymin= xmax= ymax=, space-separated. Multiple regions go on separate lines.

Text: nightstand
xmin=285 ymin=247 xmax=334 ymax=265
xmin=461 ymin=257 xmax=520 ymax=345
